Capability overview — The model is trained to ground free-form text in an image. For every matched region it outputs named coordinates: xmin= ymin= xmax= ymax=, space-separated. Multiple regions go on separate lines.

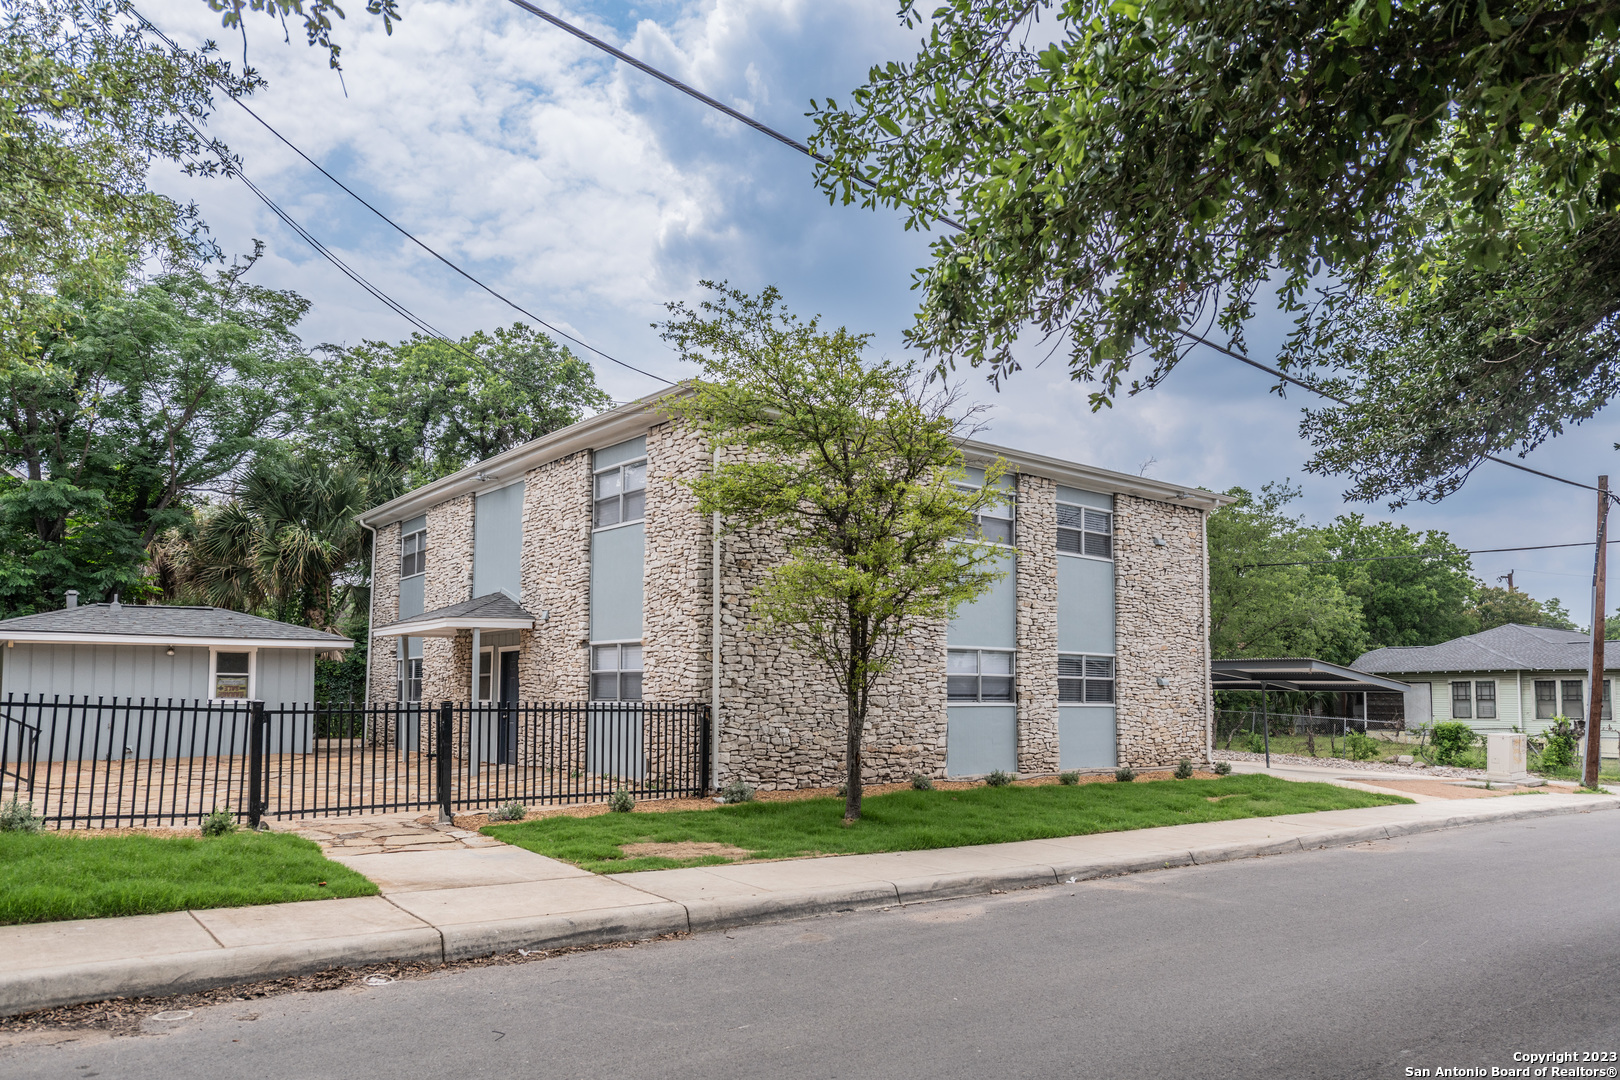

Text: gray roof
xmin=1353 ymin=623 xmax=1596 ymax=674
xmin=1212 ymin=657 xmax=1410 ymax=693
xmin=0 ymin=603 xmax=351 ymax=645
xmin=375 ymin=592 xmax=536 ymax=634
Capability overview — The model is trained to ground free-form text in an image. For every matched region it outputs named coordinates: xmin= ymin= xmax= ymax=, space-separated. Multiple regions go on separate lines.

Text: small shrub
xmin=492 ymin=801 xmax=526 ymax=822
xmin=1212 ymin=761 xmax=1232 ymax=776
xmin=1114 ymin=766 xmax=1137 ymax=782
xmin=1344 ymin=730 xmax=1380 ymax=761
xmin=201 ymin=806 xmax=236 ymax=838
xmin=910 ymin=773 xmax=934 ymax=790
xmin=0 ymin=797 xmax=41 ymax=833
xmin=984 ymin=770 xmax=1013 ymax=787
xmin=1430 ymin=721 xmax=1478 ymax=766
xmin=720 ymin=779 xmax=755 ymax=804
xmin=836 ymin=781 xmax=849 ymax=797
xmin=1174 ymin=757 xmax=1194 ymax=779
xmin=1058 ymin=771 xmax=1080 ymax=786
xmin=1538 ymin=717 xmax=1579 ymax=770
xmin=1241 ymin=731 xmax=1267 ymax=754
xmin=608 ymin=788 xmax=635 ymax=813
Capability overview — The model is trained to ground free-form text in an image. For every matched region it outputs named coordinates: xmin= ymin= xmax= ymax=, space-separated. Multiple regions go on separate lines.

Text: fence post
xmin=248 ymin=700 xmax=267 ymax=829
xmin=436 ymin=702 xmax=453 ymax=824
xmin=700 ymin=704 xmax=713 ymax=796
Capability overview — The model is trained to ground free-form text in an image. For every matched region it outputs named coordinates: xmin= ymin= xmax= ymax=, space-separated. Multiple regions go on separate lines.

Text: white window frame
xmin=955 ymin=483 xmax=1015 ymax=547
xmin=209 ymin=646 xmax=257 ymax=702
xmin=593 ymin=457 xmax=648 ymax=532
xmin=1058 ymin=652 xmax=1116 ymax=705
xmin=1473 ymin=679 xmax=1497 ymax=720
xmin=399 ymin=657 xmax=423 ymax=703
xmin=947 ymin=648 xmax=1017 ymax=704
xmin=400 ymin=526 xmax=427 ymax=579
xmin=590 ymin=640 xmax=644 ymax=701
xmin=1056 ymin=503 xmax=1113 ymax=562
xmin=1450 ymin=680 xmax=1472 ymax=719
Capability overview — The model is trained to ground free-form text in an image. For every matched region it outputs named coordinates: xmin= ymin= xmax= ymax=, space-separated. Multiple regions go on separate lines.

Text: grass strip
xmin=485 ymin=773 xmax=1411 ymax=873
xmin=0 ymin=830 xmax=377 ymax=925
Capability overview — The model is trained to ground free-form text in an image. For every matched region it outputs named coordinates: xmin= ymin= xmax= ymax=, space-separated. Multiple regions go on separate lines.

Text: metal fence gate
xmin=0 ymin=696 xmax=711 ymax=828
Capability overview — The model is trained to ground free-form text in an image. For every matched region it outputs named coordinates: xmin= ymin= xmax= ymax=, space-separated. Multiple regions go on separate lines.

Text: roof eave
xmin=2 ymin=633 xmax=352 ymax=649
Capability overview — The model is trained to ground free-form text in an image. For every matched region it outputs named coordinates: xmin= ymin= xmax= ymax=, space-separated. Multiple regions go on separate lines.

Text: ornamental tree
xmin=661 ymin=283 xmax=1007 ymax=822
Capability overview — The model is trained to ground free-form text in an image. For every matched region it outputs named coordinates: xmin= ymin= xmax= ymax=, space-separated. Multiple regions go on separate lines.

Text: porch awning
xmin=1212 ymin=658 xmax=1411 ymax=694
xmin=371 ymin=592 xmax=536 ymax=638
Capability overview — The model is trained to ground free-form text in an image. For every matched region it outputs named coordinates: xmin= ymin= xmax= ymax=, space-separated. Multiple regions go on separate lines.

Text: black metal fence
xmin=0 ymin=696 xmax=711 ymax=829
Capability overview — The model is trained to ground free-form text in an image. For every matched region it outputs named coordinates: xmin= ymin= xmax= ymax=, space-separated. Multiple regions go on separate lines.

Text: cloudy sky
xmin=143 ymin=0 xmax=1618 ymax=617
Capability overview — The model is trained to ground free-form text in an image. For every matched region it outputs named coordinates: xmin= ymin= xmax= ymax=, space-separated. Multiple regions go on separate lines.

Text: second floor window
xmin=400 ymin=528 xmax=427 ymax=578
xmin=595 ymin=459 xmax=647 ymax=527
xmin=1057 ymin=504 xmax=1112 ymax=558
xmin=1059 ymin=654 xmax=1115 ymax=704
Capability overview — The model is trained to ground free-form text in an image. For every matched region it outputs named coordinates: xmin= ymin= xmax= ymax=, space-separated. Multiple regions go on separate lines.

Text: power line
xmin=124 ymin=1 xmax=675 ymax=388
xmin=499 ymin=0 xmax=1607 ymax=499
xmin=1239 ymin=539 xmax=1620 ymax=571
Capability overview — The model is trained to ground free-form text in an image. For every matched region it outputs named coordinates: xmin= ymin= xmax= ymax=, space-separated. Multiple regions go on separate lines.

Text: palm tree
xmin=159 ymin=453 xmax=398 ymax=630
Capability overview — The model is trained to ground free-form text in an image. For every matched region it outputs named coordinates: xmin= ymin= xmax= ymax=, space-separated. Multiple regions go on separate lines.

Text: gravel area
xmin=1213 ymin=749 xmax=1489 ymax=780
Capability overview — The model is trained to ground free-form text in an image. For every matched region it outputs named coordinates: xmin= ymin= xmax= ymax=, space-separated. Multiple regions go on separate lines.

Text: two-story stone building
xmin=359 ymin=387 xmax=1229 ymax=789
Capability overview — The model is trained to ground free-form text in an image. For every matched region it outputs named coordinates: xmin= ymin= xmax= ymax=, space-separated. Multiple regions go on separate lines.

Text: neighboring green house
xmin=1352 ymin=624 xmax=1615 ymax=744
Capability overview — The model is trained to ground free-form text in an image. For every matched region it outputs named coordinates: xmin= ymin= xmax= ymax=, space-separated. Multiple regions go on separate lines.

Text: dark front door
xmin=497 ymin=651 xmax=519 ymax=764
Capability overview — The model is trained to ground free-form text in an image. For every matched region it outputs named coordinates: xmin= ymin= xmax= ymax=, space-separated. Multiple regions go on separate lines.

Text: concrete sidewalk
xmin=3 ymin=791 xmax=1616 ymax=1017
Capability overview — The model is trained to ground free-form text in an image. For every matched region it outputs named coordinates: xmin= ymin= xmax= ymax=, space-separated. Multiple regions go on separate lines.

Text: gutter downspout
xmin=1202 ymin=509 xmax=1213 ymax=764
xmin=361 ymin=521 xmax=378 ymax=706
xmin=711 ymin=445 xmax=722 ymax=793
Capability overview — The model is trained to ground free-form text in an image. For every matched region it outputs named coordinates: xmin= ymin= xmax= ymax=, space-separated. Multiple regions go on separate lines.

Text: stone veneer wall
xmin=1014 ymin=473 xmax=1059 ymax=774
xmin=368 ymin=521 xmax=401 ymax=702
xmin=641 ymin=420 xmax=712 ymax=703
xmin=421 ymin=494 xmax=474 ymax=704
xmin=517 ymin=450 xmax=593 ymax=701
xmin=636 ymin=418 xmax=949 ymax=790
xmin=1112 ymin=494 xmax=1210 ymax=767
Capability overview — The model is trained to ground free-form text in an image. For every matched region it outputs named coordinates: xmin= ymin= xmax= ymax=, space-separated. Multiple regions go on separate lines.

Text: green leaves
xmin=807 ymin=0 xmax=1620 ymax=432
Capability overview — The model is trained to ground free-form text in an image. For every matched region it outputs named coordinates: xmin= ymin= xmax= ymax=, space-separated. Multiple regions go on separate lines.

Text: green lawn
xmin=484 ymin=774 xmax=1411 ymax=873
xmin=0 ymin=830 xmax=378 ymax=925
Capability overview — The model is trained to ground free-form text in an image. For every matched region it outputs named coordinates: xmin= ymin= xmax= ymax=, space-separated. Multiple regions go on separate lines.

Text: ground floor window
xmin=1451 ymin=681 xmax=1472 ymax=719
xmin=591 ymin=642 xmax=643 ymax=701
xmin=947 ymin=649 xmax=1015 ymax=702
xmin=1605 ymin=680 xmax=1613 ymax=722
xmin=1058 ymin=654 xmax=1114 ymax=704
xmin=1535 ymin=680 xmax=1556 ymax=719
xmin=1474 ymin=680 xmax=1496 ymax=719
xmin=399 ymin=656 xmax=422 ymax=702
xmin=1562 ymin=679 xmax=1584 ymax=718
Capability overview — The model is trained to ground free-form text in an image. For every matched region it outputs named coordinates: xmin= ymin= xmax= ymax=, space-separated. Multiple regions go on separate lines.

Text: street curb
xmin=0 ymin=927 xmax=443 ymax=1017
xmin=683 ymin=884 xmax=900 ymax=934
xmin=4 ymin=797 xmax=1617 ymax=1017
xmin=436 ymin=902 xmax=690 ymax=963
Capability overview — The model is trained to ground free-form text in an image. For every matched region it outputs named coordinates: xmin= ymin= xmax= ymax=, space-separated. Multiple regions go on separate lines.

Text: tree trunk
xmin=844 ymin=684 xmax=863 ymax=823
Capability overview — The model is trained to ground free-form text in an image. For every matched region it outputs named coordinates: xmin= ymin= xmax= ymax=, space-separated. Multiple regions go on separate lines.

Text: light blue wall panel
xmin=948 ymin=552 xmax=1016 ymax=648
xmin=1056 ymin=486 xmax=1113 ymax=510
xmin=399 ymin=575 xmax=425 ymax=618
xmin=594 ymin=436 xmax=646 ymax=470
xmin=1057 ymin=556 xmax=1115 ymax=654
xmin=473 ymin=480 xmax=525 ymax=599
xmin=399 ymin=514 xmax=427 ymax=536
xmin=257 ymin=649 xmax=317 ymax=709
xmin=591 ymin=522 xmax=645 ymax=641
xmin=946 ymin=706 xmax=1017 ymax=775
xmin=4 ymin=642 xmax=210 ymax=701
xmin=1059 ymin=707 xmax=1116 ymax=769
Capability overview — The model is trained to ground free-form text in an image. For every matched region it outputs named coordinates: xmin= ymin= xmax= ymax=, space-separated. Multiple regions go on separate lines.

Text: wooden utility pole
xmin=1584 ymin=476 xmax=1609 ymax=789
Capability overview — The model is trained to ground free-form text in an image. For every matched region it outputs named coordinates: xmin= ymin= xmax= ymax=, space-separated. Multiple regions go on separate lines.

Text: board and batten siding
xmin=2 ymin=642 xmax=319 ymax=760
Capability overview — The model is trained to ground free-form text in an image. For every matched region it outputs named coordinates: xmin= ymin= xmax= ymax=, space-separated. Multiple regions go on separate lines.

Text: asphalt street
xmin=5 ymin=810 xmax=1618 ymax=1079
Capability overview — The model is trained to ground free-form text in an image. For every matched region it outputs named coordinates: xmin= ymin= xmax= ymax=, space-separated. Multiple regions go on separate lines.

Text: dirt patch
xmin=619 ymin=841 xmax=753 ymax=860
xmin=1348 ymin=778 xmax=1536 ymax=799
xmin=1205 ymin=793 xmax=1251 ymax=803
